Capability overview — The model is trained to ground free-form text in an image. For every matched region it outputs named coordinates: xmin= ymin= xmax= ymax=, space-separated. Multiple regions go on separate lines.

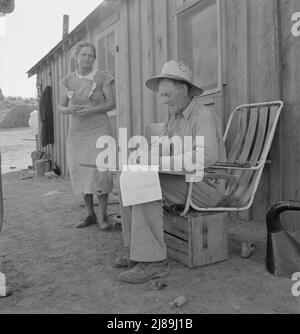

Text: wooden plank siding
xmin=128 ymin=0 xmax=143 ymax=135
xmin=247 ymin=0 xmax=281 ymax=221
xmin=116 ymin=0 xmax=176 ymax=136
xmin=116 ymin=0 xmax=131 ymax=138
xmin=220 ymin=0 xmax=282 ymax=221
xmin=116 ymin=0 xmax=177 ymax=134
xmin=279 ymin=0 xmax=300 ymax=229
xmin=29 ymin=0 xmax=300 ymax=226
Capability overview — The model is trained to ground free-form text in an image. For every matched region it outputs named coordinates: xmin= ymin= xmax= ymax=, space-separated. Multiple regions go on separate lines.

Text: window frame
xmin=95 ymin=25 xmax=116 ymax=78
xmin=94 ymin=23 xmax=118 ymax=118
xmin=176 ymin=0 xmax=223 ymax=97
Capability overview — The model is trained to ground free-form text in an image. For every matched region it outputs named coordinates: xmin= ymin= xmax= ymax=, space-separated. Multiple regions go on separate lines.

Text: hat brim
xmin=145 ymin=75 xmax=203 ymax=96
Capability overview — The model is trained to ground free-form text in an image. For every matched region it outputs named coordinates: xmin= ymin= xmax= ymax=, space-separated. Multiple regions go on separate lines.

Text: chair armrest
xmin=209 ymin=161 xmax=264 ymax=170
xmin=79 ymin=163 xmax=236 ymax=181
xmin=159 ymin=169 xmax=236 ymax=181
xmin=211 ymin=162 xmax=251 ymax=168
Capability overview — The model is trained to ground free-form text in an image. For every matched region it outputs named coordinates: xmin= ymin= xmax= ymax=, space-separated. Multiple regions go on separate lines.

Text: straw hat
xmin=145 ymin=59 xmax=203 ymax=96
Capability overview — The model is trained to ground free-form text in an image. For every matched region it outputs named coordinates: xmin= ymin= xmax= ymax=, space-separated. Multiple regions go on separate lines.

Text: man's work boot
xmin=118 ymin=260 xmax=170 ymax=284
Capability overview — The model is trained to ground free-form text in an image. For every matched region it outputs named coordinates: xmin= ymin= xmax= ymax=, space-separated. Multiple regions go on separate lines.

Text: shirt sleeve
xmin=193 ymin=110 xmax=219 ymax=168
xmin=166 ymin=107 xmax=220 ymax=172
xmin=101 ymin=71 xmax=114 ymax=87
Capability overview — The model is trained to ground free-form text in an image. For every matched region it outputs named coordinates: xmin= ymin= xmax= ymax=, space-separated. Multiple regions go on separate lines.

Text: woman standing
xmin=58 ymin=41 xmax=115 ymax=229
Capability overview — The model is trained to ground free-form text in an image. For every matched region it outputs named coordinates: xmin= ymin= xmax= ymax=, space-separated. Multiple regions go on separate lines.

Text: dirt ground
xmin=0 ymin=170 xmax=299 ymax=314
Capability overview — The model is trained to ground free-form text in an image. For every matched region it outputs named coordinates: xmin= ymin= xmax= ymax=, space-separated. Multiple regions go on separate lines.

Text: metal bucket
xmin=35 ymin=159 xmax=50 ymax=177
xmin=266 ymin=201 xmax=300 ymax=278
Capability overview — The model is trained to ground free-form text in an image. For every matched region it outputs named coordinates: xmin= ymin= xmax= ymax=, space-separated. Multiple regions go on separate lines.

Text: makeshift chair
xmin=152 ymin=100 xmax=284 ymax=268
xmin=178 ymin=100 xmax=284 ymax=216
xmin=147 ymin=101 xmax=283 ymax=214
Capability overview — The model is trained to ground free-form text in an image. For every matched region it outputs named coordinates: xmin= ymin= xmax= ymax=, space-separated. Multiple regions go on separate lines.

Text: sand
xmin=0 ymin=169 xmax=299 ymax=314
xmin=0 ymin=127 xmax=36 ymax=174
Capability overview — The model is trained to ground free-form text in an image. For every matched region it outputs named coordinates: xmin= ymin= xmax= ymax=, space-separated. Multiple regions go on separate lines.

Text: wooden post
xmin=62 ymin=15 xmax=69 ymax=39
xmin=278 ymin=0 xmax=300 ymax=229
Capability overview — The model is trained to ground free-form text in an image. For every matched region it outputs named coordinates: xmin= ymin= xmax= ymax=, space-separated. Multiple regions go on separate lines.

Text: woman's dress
xmin=60 ymin=69 xmax=114 ymax=195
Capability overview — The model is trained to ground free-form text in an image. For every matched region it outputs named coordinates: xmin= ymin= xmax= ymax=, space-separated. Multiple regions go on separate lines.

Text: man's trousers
xmin=119 ymin=174 xmax=225 ymax=262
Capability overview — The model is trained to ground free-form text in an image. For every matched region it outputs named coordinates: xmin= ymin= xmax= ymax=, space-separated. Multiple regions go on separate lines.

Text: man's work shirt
xmin=155 ymin=98 xmax=227 ymax=174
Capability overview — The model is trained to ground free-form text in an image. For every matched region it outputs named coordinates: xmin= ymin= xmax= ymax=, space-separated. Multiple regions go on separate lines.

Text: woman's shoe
xmin=76 ymin=214 xmax=97 ymax=228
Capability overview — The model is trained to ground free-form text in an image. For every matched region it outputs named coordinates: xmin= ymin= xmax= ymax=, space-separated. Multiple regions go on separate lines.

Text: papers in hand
xmin=119 ymin=165 xmax=162 ymax=207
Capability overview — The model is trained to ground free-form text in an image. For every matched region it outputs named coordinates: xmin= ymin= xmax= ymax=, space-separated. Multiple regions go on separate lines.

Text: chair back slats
xmin=189 ymin=101 xmax=283 ymax=212
xmin=220 ymin=106 xmax=269 ymax=207
xmin=260 ymin=105 xmax=278 ymax=161
xmin=237 ymin=107 xmax=273 ymax=205
xmin=227 ymin=108 xmax=248 ymax=163
xmin=221 ymin=108 xmax=251 ymax=200
xmin=237 ymin=107 xmax=259 ymax=164
xmin=237 ymin=105 xmax=280 ymax=206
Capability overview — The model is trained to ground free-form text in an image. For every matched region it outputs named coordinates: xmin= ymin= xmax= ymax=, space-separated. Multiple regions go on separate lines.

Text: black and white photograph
xmin=0 ymin=0 xmax=300 ymax=319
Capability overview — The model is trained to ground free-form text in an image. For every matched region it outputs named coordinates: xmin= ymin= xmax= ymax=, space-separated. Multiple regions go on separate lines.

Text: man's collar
xmin=182 ymin=98 xmax=197 ymax=119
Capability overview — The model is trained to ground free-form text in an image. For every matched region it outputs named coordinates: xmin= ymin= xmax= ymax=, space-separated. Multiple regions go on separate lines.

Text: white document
xmin=119 ymin=165 xmax=162 ymax=207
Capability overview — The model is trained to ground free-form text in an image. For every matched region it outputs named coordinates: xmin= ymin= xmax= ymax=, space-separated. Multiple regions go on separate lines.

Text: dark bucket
xmin=266 ymin=201 xmax=300 ymax=278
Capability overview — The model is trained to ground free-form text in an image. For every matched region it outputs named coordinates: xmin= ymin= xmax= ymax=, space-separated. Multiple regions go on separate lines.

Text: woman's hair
xmin=73 ymin=41 xmax=97 ymax=59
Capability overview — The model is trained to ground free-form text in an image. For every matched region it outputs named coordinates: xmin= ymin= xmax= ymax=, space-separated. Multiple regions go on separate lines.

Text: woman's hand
xmin=72 ymin=106 xmax=91 ymax=117
xmin=60 ymin=105 xmax=83 ymax=115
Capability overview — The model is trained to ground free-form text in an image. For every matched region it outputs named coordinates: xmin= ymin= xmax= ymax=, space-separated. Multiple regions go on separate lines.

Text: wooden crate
xmin=163 ymin=211 xmax=229 ymax=268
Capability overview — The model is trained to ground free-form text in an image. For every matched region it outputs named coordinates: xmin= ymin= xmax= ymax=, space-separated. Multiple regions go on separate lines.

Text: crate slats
xmin=163 ymin=211 xmax=229 ymax=268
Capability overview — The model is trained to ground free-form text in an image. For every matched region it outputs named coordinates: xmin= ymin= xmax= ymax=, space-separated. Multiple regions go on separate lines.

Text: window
xmin=97 ymin=31 xmax=116 ymax=78
xmin=177 ymin=0 xmax=222 ymax=95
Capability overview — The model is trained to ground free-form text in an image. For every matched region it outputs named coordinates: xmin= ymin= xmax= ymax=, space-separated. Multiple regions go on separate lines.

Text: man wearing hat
xmin=116 ymin=59 xmax=227 ymax=284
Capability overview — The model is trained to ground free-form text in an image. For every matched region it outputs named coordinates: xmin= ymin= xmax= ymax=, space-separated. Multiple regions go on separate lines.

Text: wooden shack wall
xmin=116 ymin=0 xmax=178 ymax=137
xmin=37 ymin=48 xmax=72 ymax=177
xmin=34 ymin=0 xmax=300 ymax=226
xmin=116 ymin=0 xmax=283 ymax=221
xmin=223 ymin=0 xmax=299 ymax=224
xmin=279 ymin=0 xmax=300 ymax=229
xmin=222 ymin=0 xmax=281 ymax=221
